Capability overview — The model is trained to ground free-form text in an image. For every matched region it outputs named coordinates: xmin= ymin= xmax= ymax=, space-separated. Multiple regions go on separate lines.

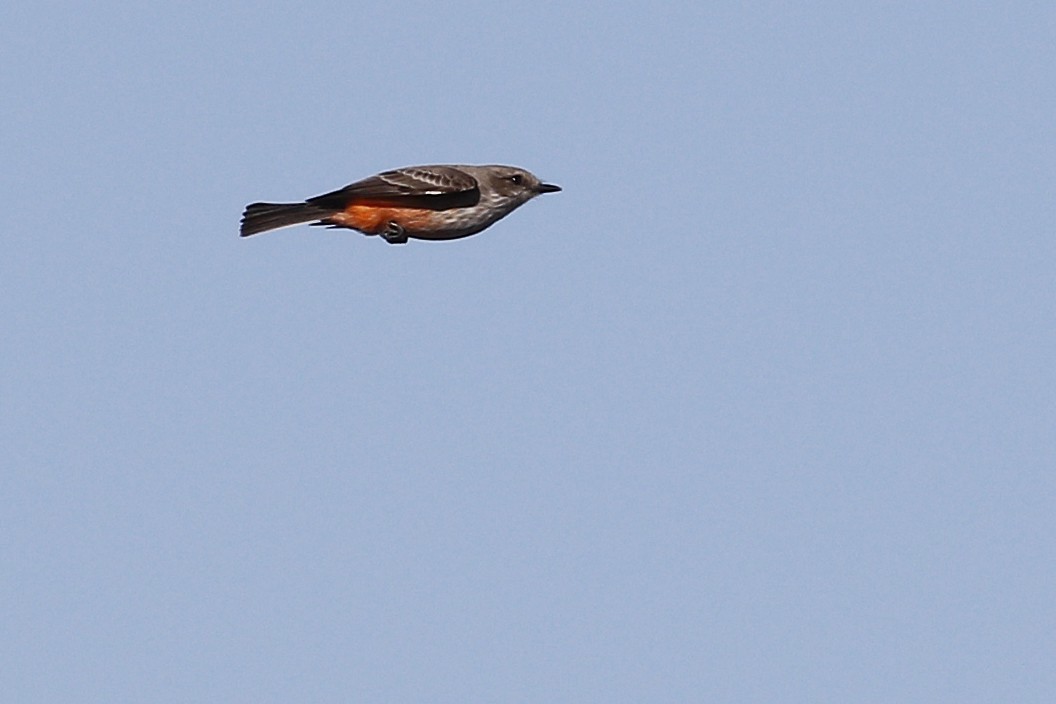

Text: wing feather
xmin=307 ymin=166 xmax=480 ymax=210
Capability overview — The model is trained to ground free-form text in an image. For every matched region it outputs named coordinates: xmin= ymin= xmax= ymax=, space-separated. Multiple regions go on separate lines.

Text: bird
xmin=240 ymin=164 xmax=561 ymax=244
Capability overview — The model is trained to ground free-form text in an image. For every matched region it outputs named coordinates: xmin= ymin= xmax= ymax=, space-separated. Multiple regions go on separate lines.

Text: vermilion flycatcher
xmin=240 ymin=164 xmax=561 ymax=244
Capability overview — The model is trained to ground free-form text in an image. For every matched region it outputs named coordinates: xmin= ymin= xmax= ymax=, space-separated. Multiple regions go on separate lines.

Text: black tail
xmin=239 ymin=202 xmax=337 ymax=237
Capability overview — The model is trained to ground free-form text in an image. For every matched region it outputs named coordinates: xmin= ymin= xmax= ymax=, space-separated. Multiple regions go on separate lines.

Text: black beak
xmin=536 ymin=182 xmax=562 ymax=194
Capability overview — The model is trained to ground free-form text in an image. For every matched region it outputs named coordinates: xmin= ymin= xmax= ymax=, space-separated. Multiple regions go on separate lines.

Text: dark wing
xmin=307 ymin=166 xmax=481 ymax=210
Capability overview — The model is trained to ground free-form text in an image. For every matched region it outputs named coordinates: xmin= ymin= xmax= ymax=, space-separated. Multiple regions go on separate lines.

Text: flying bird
xmin=240 ymin=164 xmax=561 ymax=244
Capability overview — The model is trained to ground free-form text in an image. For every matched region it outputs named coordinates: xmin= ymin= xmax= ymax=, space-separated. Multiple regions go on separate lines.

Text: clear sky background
xmin=3 ymin=2 xmax=1054 ymax=702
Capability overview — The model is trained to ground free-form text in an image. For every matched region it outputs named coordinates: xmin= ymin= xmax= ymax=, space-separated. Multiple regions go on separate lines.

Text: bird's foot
xmin=381 ymin=221 xmax=409 ymax=245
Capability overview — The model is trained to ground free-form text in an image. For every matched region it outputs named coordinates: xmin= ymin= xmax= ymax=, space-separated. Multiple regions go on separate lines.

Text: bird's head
xmin=476 ymin=165 xmax=562 ymax=204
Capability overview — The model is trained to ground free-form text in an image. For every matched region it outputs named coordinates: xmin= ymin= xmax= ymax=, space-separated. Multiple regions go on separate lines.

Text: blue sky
xmin=3 ymin=2 xmax=1055 ymax=702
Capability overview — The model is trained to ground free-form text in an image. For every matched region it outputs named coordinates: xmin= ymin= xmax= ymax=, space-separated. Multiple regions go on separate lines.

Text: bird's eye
xmin=508 ymin=174 xmax=524 ymax=185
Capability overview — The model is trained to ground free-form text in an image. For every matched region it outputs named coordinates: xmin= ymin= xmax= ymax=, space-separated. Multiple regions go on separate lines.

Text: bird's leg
xmin=381 ymin=221 xmax=408 ymax=245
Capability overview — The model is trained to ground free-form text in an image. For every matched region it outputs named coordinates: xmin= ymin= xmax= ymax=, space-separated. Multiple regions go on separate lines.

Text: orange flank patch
xmin=327 ymin=204 xmax=438 ymax=235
